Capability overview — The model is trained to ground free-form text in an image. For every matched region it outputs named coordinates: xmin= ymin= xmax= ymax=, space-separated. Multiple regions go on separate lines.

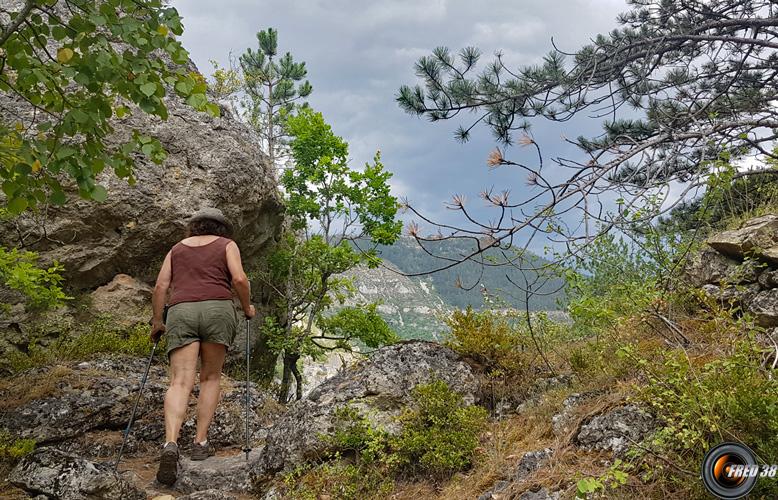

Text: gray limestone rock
xmin=9 ymin=448 xmax=145 ymax=500
xmin=683 ymin=246 xmax=748 ymax=286
xmin=89 ymin=274 xmax=153 ymax=325
xmin=707 ymin=214 xmax=778 ymax=263
xmin=575 ymin=404 xmax=656 ymax=454
xmin=748 ymin=288 xmax=778 ymax=327
xmin=0 ymin=2 xmax=283 ymax=290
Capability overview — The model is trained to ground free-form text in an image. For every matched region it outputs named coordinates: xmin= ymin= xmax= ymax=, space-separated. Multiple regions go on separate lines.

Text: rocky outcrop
xmin=251 ymin=341 xmax=480 ymax=488
xmin=685 ymin=214 xmax=778 ymax=326
xmin=0 ymin=356 xmax=279 ymax=456
xmin=575 ymin=405 xmax=656 ymax=454
xmin=0 ymin=357 xmax=167 ymax=445
xmin=9 ymin=448 xmax=145 ymax=500
xmin=684 ymin=246 xmax=757 ymax=287
xmin=163 ymin=454 xmax=260 ymax=495
xmin=707 ymin=215 xmax=778 ymax=262
xmin=0 ymin=33 xmax=283 ymax=290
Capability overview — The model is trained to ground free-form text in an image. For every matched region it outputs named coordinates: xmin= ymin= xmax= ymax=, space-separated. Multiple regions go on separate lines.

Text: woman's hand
xmin=244 ymin=304 xmax=256 ymax=319
xmin=150 ymin=320 xmax=166 ymax=342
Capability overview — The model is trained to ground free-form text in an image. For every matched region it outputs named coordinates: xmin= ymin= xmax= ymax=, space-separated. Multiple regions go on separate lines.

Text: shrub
xmin=633 ymin=341 xmax=778 ymax=497
xmin=444 ymin=306 xmax=527 ymax=373
xmin=285 ymin=380 xmax=488 ymax=497
xmin=331 ymin=380 xmax=487 ymax=478
xmin=0 ymin=246 xmax=70 ymax=313
xmin=391 ymin=380 xmax=488 ymax=478
xmin=565 ymin=233 xmax=663 ymax=336
xmin=282 ymin=459 xmax=394 ymax=500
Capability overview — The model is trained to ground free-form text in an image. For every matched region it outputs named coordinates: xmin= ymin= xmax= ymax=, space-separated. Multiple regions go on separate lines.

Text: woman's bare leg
xmin=164 ymin=341 xmax=200 ymax=444
xmin=195 ymin=342 xmax=227 ymax=443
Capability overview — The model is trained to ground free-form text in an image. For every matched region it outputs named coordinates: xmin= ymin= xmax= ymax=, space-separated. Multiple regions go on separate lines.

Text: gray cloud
xmin=177 ymin=0 xmax=629 ymax=251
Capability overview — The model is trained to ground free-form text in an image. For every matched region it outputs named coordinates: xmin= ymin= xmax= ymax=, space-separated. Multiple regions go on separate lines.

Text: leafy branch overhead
xmin=0 ymin=0 xmax=219 ymax=214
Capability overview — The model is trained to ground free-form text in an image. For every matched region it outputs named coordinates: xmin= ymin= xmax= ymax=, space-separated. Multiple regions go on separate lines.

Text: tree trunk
xmin=291 ymin=355 xmax=303 ymax=401
xmin=277 ymin=351 xmax=293 ymax=404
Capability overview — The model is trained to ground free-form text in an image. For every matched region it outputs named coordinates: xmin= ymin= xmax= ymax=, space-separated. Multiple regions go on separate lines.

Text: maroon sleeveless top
xmin=169 ymin=237 xmax=233 ymax=306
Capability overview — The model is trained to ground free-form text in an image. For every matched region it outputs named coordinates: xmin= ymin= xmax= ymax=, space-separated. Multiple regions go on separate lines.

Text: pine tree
xmin=239 ymin=28 xmax=312 ymax=168
xmin=395 ymin=0 xmax=778 ymax=268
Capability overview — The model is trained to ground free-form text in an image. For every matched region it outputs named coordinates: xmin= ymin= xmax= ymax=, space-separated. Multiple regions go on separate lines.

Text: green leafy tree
xmin=259 ymin=107 xmax=402 ymax=402
xmin=239 ymin=27 xmax=312 ymax=168
xmin=0 ymin=0 xmax=218 ymax=214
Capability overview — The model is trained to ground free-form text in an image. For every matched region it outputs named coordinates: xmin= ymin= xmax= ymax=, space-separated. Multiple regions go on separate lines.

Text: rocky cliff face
xmin=0 ymin=92 xmax=283 ymax=289
xmin=344 ymin=262 xmax=449 ymax=340
xmin=4 ymin=342 xmax=483 ymax=499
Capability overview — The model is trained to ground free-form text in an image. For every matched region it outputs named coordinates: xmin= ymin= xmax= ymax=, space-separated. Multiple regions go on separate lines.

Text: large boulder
xmin=251 ymin=341 xmax=481 ymax=487
xmin=683 ymin=246 xmax=743 ymax=287
xmin=9 ymin=448 xmax=145 ymax=500
xmin=0 ymin=28 xmax=283 ymax=289
xmin=0 ymin=357 xmax=168 ymax=445
xmin=707 ymin=214 xmax=778 ymax=263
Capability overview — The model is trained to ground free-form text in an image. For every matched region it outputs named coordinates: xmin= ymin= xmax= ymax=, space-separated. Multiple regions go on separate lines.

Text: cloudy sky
xmin=177 ymin=0 xmax=628 ymax=251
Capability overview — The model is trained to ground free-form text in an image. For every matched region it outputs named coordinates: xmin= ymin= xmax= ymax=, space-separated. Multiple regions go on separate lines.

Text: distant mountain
xmin=345 ymin=237 xmax=567 ymax=340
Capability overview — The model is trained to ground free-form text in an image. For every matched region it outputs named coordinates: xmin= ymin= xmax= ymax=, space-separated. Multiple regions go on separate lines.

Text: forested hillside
xmin=367 ymin=237 xmax=566 ymax=310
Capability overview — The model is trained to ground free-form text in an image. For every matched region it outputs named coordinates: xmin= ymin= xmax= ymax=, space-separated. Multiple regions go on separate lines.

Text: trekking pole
xmin=243 ymin=314 xmax=252 ymax=462
xmin=115 ymin=338 xmax=159 ymax=471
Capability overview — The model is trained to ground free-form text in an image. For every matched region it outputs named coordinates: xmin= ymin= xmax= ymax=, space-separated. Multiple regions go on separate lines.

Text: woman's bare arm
xmin=226 ymin=241 xmax=255 ymax=318
xmin=151 ymin=251 xmax=172 ymax=339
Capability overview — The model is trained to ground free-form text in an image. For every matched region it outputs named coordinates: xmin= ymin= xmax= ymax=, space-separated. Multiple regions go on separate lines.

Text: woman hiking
xmin=149 ymin=207 xmax=256 ymax=485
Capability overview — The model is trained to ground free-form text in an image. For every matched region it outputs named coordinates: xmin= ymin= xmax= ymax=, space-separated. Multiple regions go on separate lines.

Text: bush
xmin=565 ymin=233 xmax=663 ymax=336
xmin=282 ymin=460 xmax=394 ymax=500
xmin=284 ymin=380 xmax=488 ymax=498
xmin=0 ymin=246 xmax=69 ymax=313
xmin=633 ymin=341 xmax=778 ymax=497
xmin=330 ymin=380 xmax=487 ymax=478
xmin=391 ymin=380 xmax=488 ymax=478
xmin=444 ymin=306 xmax=527 ymax=373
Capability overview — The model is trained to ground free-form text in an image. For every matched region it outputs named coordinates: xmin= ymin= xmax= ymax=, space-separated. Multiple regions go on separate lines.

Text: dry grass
xmin=0 ymin=365 xmax=81 ymax=410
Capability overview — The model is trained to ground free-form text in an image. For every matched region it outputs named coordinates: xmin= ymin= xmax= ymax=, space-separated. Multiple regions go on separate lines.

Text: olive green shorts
xmin=165 ymin=300 xmax=238 ymax=357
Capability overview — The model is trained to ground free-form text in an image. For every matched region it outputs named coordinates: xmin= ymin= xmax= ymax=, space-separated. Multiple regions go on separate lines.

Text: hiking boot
xmin=190 ymin=441 xmax=215 ymax=461
xmin=156 ymin=442 xmax=179 ymax=485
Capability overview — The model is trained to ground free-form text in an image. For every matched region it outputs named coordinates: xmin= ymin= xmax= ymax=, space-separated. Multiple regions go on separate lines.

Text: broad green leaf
xmin=8 ymin=196 xmax=28 ymax=214
xmin=140 ymin=82 xmax=157 ymax=97
xmin=91 ymin=185 xmax=108 ymax=202
xmin=57 ymin=47 xmax=74 ymax=64
xmin=205 ymin=102 xmax=220 ymax=117
xmin=50 ymin=189 xmax=67 ymax=205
